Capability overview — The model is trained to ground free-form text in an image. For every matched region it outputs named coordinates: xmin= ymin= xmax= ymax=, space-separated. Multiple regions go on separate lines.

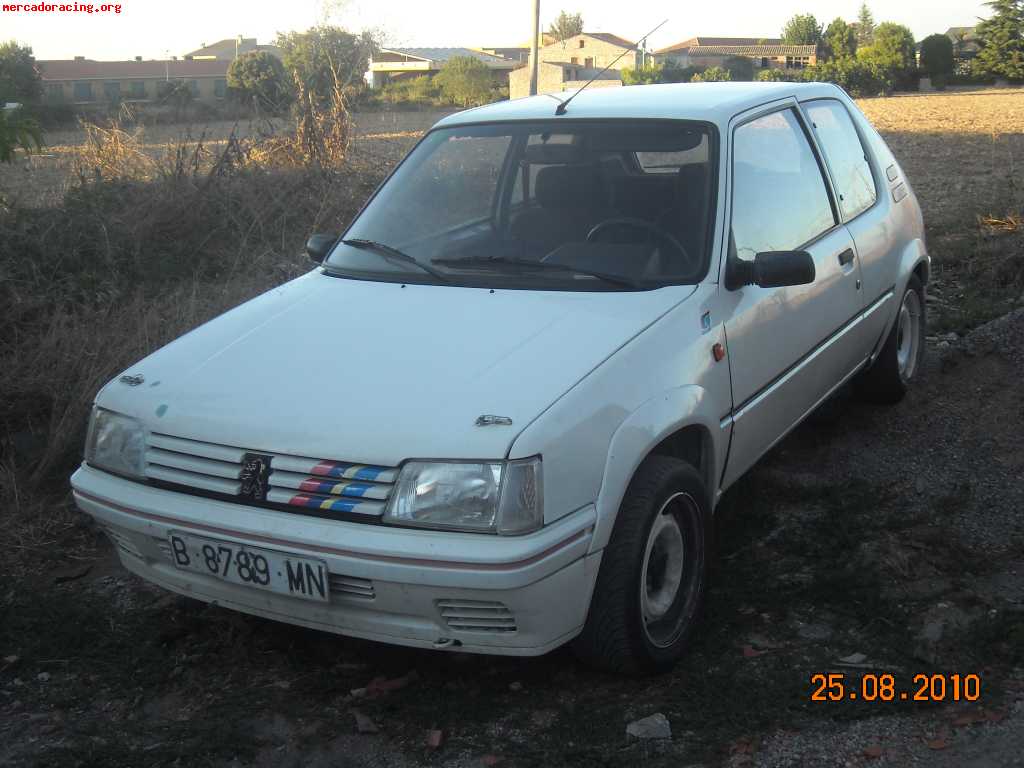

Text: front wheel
xmin=573 ymin=457 xmax=708 ymax=674
xmin=856 ymin=274 xmax=925 ymax=404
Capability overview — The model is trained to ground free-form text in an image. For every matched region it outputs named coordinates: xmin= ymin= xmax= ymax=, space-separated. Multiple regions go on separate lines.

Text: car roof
xmin=434 ymin=81 xmax=847 ymax=130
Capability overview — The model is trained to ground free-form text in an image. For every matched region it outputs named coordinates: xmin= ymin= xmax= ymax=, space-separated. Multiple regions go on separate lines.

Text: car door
xmin=802 ymin=97 xmax=893 ymax=355
xmin=720 ymin=105 xmax=866 ymax=488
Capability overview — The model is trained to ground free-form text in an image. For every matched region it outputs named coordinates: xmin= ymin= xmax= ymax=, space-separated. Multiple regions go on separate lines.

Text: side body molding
xmin=589 ymin=385 xmax=727 ymax=554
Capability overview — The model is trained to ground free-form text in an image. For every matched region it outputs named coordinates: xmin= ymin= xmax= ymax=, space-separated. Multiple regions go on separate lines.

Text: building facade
xmin=369 ymin=48 xmax=520 ymax=89
xmin=38 ymin=59 xmax=231 ymax=105
xmin=508 ymin=32 xmax=639 ymax=100
xmin=655 ymin=37 xmax=817 ymax=72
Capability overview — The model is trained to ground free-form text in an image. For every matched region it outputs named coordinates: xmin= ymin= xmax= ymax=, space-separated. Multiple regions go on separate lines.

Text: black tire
xmin=856 ymin=274 xmax=925 ymax=404
xmin=573 ymin=456 xmax=708 ymax=674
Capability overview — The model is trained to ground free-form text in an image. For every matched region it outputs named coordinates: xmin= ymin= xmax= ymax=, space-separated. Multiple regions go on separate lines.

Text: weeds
xmin=0 ymin=102 xmax=389 ymax=559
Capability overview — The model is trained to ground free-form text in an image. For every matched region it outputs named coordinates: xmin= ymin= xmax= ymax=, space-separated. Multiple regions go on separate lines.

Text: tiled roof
xmin=656 ymin=36 xmax=782 ymax=54
xmin=665 ymin=44 xmax=817 ymax=57
xmin=38 ymin=59 xmax=230 ymax=80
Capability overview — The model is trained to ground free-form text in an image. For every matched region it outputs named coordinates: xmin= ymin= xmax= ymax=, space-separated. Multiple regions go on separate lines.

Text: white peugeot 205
xmin=72 ymin=81 xmax=928 ymax=673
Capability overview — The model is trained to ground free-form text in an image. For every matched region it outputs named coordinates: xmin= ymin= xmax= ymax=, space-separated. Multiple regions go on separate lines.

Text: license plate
xmin=167 ymin=532 xmax=329 ymax=603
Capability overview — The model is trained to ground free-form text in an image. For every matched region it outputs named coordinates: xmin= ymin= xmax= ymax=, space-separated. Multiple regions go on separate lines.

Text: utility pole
xmin=529 ymin=0 xmax=540 ymax=95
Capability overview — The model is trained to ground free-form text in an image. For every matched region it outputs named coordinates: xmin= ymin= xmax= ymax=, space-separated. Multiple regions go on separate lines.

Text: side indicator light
xmin=713 ymin=343 xmax=726 ymax=362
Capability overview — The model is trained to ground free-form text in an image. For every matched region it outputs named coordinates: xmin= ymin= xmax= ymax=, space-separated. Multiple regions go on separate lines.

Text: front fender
xmin=589 ymin=385 xmax=726 ymax=553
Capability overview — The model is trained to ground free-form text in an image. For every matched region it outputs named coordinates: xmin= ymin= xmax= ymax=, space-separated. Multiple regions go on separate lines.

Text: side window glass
xmin=732 ymin=109 xmax=835 ymax=259
xmin=804 ymin=100 xmax=877 ymax=220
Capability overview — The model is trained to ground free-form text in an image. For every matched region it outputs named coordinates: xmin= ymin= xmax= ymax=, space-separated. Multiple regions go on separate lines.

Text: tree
xmin=621 ymin=62 xmax=663 ymax=85
xmin=823 ymin=18 xmax=858 ymax=60
xmin=692 ymin=66 xmax=731 ymax=82
xmin=724 ymin=55 xmax=754 ymax=81
xmin=0 ymin=107 xmax=41 ymax=162
xmin=277 ymin=26 xmax=378 ymax=106
xmin=858 ymin=22 xmax=916 ymax=78
xmin=974 ymin=0 xmax=1024 ymax=81
xmin=548 ymin=11 xmax=584 ymax=45
xmin=0 ymin=41 xmax=42 ymax=104
xmin=227 ymin=51 xmax=292 ymax=111
xmin=782 ymin=14 xmax=823 ymax=45
xmin=434 ymin=56 xmax=494 ymax=107
xmin=856 ymin=2 xmax=875 ymax=46
xmin=919 ymin=33 xmax=955 ymax=79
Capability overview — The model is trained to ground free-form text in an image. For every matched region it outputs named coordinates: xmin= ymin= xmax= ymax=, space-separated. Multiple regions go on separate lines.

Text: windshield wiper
xmin=431 ymin=255 xmax=640 ymax=290
xmin=340 ymin=239 xmax=450 ymax=283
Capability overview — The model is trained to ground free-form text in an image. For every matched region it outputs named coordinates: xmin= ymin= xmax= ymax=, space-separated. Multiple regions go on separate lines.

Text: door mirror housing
xmin=726 ymin=250 xmax=815 ymax=290
xmin=306 ymin=233 xmax=338 ymax=264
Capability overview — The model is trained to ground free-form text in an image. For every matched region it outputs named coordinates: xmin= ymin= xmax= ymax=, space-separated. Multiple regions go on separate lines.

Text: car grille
xmin=145 ymin=432 xmax=398 ymax=519
xmin=436 ymin=599 xmax=517 ymax=633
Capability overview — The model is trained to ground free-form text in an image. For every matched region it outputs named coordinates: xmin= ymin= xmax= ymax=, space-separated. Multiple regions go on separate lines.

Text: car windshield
xmin=326 ymin=120 xmax=717 ymax=291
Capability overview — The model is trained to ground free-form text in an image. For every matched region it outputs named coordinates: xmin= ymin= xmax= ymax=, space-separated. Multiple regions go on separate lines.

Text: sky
xmin=4 ymin=0 xmax=990 ymax=61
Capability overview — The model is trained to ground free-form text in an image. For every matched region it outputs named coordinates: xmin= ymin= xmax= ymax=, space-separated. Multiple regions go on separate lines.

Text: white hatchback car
xmin=72 ymin=82 xmax=928 ymax=673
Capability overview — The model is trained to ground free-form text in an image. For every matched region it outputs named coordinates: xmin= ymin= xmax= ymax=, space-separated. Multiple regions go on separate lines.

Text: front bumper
xmin=71 ymin=465 xmax=599 ymax=656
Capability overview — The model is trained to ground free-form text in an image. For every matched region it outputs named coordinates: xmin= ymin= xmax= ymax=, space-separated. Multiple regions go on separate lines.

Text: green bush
xmin=919 ymin=33 xmax=955 ymax=79
xmin=692 ymin=66 xmax=731 ymax=82
xmin=803 ymin=58 xmax=891 ymax=96
xmin=724 ymin=55 xmax=754 ymax=81
xmin=756 ymin=68 xmax=788 ymax=82
xmin=227 ymin=50 xmax=293 ymax=113
xmin=378 ymin=76 xmax=442 ymax=106
xmin=434 ymin=56 xmax=495 ymax=107
xmin=621 ymin=63 xmax=664 ymax=85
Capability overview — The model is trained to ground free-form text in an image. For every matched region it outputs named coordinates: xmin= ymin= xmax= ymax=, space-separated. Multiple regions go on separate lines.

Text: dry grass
xmin=856 ymin=88 xmax=1024 ymax=227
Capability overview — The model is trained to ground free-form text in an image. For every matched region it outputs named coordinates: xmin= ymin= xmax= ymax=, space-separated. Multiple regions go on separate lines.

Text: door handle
xmin=838 ymin=248 xmax=855 ymax=267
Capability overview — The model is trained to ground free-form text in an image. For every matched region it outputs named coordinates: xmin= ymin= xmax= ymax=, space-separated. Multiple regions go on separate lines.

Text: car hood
xmin=99 ymin=271 xmax=697 ymax=465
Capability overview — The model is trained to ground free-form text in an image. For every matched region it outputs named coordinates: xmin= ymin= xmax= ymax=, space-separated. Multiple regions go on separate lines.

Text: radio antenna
xmin=554 ymin=19 xmax=668 ymax=116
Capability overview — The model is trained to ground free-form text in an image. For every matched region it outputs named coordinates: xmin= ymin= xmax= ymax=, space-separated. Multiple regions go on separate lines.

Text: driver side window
xmin=731 ymin=109 xmax=835 ymax=260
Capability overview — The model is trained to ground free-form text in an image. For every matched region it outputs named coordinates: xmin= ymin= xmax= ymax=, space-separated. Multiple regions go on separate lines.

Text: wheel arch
xmin=589 ymin=385 xmax=724 ymax=554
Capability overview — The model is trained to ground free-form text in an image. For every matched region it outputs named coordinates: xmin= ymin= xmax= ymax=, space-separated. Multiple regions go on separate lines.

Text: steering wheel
xmin=585 ymin=217 xmax=691 ymax=266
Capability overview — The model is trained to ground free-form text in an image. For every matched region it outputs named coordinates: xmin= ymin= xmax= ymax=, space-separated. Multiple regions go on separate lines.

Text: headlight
xmin=384 ymin=457 xmax=543 ymax=535
xmin=84 ymin=407 xmax=146 ymax=479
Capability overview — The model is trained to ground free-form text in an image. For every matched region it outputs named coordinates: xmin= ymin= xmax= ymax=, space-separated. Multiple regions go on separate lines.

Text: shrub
xmin=227 ymin=50 xmax=293 ymax=113
xmin=919 ymin=33 xmax=955 ymax=79
xmin=378 ymin=76 xmax=442 ymax=106
xmin=692 ymin=66 xmax=731 ymax=82
xmin=757 ymin=68 xmax=788 ymax=82
xmin=621 ymin=63 xmax=664 ymax=86
xmin=724 ymin=56 xmax=754 ymax=81
xmin=434 ymin=56 xmax=495 ymax=107
xmin=803 ymin=58 xmax=891 ymax=96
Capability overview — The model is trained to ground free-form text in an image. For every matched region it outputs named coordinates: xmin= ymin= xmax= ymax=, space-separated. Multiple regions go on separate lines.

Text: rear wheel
xmin=856 ymin=274 xmax=925 ymax=404
xmin=573 ymin=457 xmax=708 ymax=674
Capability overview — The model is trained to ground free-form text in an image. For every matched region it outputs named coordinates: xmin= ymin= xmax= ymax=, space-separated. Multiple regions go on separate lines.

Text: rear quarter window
xmin=804 ymin=100 xmax=877 ymax=220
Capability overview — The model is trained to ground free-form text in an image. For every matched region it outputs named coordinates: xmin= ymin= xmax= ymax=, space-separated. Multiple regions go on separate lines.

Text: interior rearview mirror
xmin=306 ymin=233 xmax=338 ymax=264
xmin=726 ymin=250 xmax=815 ymax=290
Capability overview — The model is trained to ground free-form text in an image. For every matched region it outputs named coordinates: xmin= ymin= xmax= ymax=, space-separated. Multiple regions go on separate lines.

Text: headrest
xmin=534 ymin=164 xmax=601 ymax=210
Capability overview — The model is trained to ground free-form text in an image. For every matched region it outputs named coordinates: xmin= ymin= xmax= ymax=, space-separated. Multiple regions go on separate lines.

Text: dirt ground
xmin=2 ymin=90 xmax=1024 ymax=767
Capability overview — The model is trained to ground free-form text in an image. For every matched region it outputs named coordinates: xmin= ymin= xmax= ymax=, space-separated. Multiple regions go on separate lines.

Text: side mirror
xmin=306 ymin=233 xmax=338 ymax=264
xmin=727 ymin=250 xmax=815 ymax=290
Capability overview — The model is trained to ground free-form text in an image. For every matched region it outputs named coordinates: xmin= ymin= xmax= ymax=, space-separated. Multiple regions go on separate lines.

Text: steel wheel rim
xmin=640 ymin=492 xmax=696 ymax=648
xmin=896 ymin=288 xmax=922 ymax=380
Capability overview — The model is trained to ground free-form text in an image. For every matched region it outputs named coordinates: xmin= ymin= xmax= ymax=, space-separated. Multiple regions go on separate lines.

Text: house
xmin=184 ymin=36 xmax=282 ymax=61
xmin=508 ymin=32 xmax=639 ymax=99
xmin=655 ymin=36 xmax=817 ymax=72
xmin=945 ymin=26 xmax=981 ymax=59
xmin=38 ymin=58 xmax=231 ymax=105
xmin=369 ymin=47 xmax=521 ymax=89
